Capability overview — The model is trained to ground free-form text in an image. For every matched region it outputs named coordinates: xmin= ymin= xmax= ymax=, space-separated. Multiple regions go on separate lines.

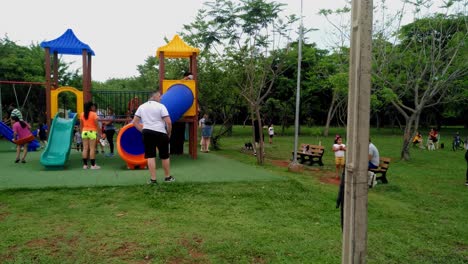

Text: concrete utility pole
xmin=342 ymin=0 xmax=373 ymax=263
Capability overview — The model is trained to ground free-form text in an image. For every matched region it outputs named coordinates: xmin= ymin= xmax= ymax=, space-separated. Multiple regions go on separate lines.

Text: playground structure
xmin=117 ymin=35 xmax=200 ymax=169
xmin=158 ymin=35 xmax=199 ymax=160
xmin=2 ymin=30 xmax=201 ymax=169
xmin=33 ymin=29 xmax=94 ymax=168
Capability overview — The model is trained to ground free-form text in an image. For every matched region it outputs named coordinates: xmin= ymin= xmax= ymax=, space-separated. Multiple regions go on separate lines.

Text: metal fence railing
xmin=91 ymin=90 xmax=151 ymax=121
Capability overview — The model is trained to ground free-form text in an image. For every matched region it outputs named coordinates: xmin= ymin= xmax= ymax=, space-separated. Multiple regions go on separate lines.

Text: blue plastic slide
xmin=0 ymin=121 xmax=40 ymax=151
xmin=40 ymin=113 xmax=77 ymax=168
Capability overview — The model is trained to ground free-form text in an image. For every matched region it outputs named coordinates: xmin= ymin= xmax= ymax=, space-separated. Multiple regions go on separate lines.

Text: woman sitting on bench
xmin=368 ymin=139 xmax=380 ymax=170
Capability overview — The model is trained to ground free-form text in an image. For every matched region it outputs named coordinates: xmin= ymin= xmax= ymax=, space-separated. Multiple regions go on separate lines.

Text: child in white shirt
xmin=332 ymin=135 xmax=346 ymax=179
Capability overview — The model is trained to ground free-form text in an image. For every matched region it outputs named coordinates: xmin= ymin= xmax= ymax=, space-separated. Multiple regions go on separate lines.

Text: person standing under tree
xmin=268 ymin=124 xmax=274 ymax=144
xmin=132 ymin=91 xmax=175 ymax=184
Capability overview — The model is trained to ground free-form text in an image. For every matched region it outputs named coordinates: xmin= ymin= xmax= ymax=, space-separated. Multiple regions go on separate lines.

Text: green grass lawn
xmin=0 ymin=126 xmax=467 ymax=263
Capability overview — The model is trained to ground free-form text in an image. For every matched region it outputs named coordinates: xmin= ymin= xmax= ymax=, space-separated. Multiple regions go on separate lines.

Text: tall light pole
xmin=289 ymin=0 xmax=304 ymax=172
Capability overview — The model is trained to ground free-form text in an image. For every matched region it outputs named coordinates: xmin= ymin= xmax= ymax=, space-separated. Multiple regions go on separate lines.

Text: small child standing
xmin=37 ymin=121 xmax=48 ymax=148
xmin=332 ymin=135 xmax=346 ymax=180
xmin=74 ymin=126 xmax=83 ymax=152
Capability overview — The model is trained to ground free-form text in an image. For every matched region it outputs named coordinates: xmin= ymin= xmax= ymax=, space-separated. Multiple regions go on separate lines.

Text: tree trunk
xmin=255 ymin=109 xmax=264 ymax=165
xmin=401 ymin=115 xmax=416 ymax=160
xmin=323 ymin=93 xmax=337 ymax=137
xmin=414 ymin=111 xmax=421 ymax=134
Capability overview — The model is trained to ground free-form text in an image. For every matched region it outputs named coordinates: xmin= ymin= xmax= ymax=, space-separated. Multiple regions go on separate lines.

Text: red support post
xmin=45 ymin=48 xmax=52 ymax=129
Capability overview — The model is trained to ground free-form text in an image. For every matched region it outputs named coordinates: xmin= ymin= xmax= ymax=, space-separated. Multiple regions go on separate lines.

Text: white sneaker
xmin=90 ymin=165 xmax=101 ymax=170
xmin=83 ymin=165 xmax=88 ymax=170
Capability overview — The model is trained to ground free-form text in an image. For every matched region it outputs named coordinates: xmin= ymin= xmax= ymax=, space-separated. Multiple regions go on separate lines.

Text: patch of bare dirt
xmin=320 ymin=176 xmax=341 ymax=186
xmin=252 ymin=256 xmax=267 ymax=263
xmin=0 ymin=212 xmax=10 ymax=221
xmin=112 ymin=242 xmax=140 ymax=257
xmin=271 ymin=160 xmax=290 ymax=167
xmin=167 ymin=235 xmax=207 ymax=263
xmin=23 ymin=235 xmax=80 ymax=257
xmin=270 ymin=160 xmax=341 ymax=186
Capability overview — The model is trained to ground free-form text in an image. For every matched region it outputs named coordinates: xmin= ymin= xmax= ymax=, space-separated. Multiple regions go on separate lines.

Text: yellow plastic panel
xmin=50 ymin=86 xmax=83 ymax=118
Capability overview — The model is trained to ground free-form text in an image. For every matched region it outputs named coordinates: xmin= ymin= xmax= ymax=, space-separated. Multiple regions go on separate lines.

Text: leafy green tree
xmin=373 ymin=10 xmax=467 ymax=160
xmin=182 ymin=0 xmax=299 ymax=163
xmin=0 ymin=38 xmax=46 ymax=122
xmin=0 ymin=38 xmax=44 ymax=81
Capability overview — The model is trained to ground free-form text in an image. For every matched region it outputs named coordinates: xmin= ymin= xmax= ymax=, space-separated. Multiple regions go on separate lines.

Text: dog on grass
xmin=427 ymin=139 xmax=435 ymax=151
xmin=244 ymin=142 xmax=254 ymax=150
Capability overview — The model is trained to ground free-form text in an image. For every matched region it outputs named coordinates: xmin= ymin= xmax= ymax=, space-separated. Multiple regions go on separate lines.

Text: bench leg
xmin=376 ymin=172 xmax=388 ymax=184
xmin=318 ymin=158 xmax=324 ymax=166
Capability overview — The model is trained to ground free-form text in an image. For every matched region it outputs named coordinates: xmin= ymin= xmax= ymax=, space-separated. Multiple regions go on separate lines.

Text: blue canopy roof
xmin=40 ymin=29 xmax=95 ymax=56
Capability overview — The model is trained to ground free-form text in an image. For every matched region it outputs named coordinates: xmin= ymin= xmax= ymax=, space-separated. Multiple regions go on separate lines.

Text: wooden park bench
xmin=369 ymin=157 xmax=391 ymax=184
xmin=292 ymin=144 xmax=325 ymax=166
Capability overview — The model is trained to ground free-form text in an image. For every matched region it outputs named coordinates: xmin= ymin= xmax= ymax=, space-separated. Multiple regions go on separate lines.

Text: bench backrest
xmin=300 ymin=144 xmax=324 ymax=155
xmin=379 ymin=157 xmax=391 ymax=169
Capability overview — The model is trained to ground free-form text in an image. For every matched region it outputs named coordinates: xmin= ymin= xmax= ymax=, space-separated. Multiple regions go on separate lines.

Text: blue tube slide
xmin=160 ymin=83 xmax=194 ymax=122
xmin=117 ymin=83 xmax=194 ymax=167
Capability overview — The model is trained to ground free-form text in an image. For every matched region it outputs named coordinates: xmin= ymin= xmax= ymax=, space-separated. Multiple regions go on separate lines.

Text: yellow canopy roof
xmin=156 ymin=35 xmax=200 ymax=58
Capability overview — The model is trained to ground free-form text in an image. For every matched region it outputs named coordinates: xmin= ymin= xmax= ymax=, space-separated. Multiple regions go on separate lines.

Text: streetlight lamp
xmin=288 ymin=0 xmax=304 ymax=172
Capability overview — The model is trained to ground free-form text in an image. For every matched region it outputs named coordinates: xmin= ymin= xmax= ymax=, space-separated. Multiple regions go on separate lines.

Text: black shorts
xmin=142 ymin=129 xmax=170 ymax=159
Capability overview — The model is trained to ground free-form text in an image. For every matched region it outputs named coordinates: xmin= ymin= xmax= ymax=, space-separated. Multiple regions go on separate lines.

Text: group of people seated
xmin=412 ymin=128 xmax=466 ymax=151
xmin=412 ymin=128 xmax=439 ymax=150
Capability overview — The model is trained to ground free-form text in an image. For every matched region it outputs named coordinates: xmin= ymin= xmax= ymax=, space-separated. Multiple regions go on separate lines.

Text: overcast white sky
xmin=1 ymin=0 xmax=446 ymax=82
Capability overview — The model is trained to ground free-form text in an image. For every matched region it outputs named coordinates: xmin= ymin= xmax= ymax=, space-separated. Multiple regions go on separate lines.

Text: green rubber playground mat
xmin=0 ymin=140 xmax=284 ymax=189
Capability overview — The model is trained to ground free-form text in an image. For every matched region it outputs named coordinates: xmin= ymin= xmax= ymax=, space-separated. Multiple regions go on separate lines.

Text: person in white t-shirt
xmin=268 ymin=124 xmax=274 ymax=144
xmin=369 ymin=140 xmax=380 ymax=169
xmin=132 ymin=91 xmax=175 ymax=184
xmin=332 ymin=135 xmax=346 ymax=179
